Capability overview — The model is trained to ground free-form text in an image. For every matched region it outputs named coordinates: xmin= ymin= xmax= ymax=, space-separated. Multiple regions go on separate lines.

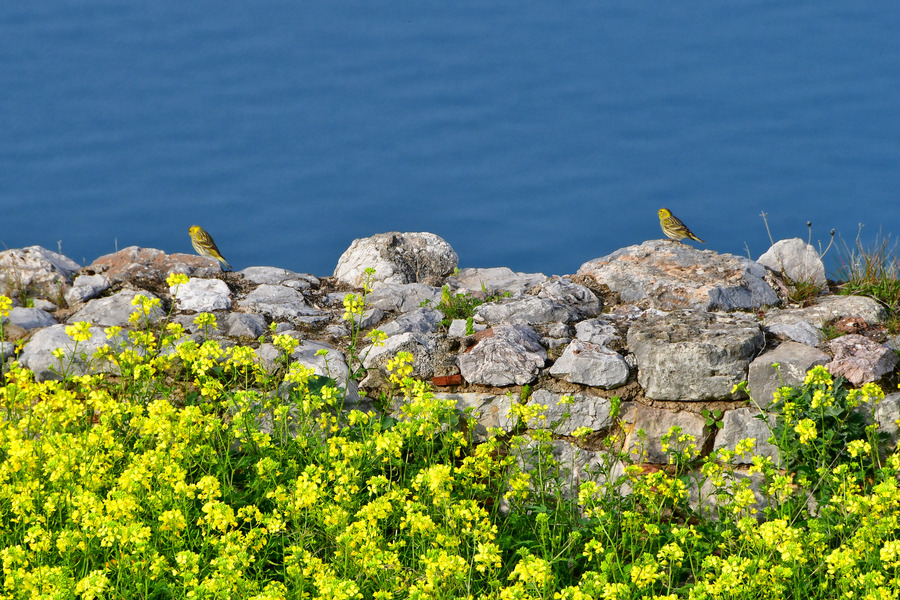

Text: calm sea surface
xmin=2 ymin=2 xmax=899 ymax=278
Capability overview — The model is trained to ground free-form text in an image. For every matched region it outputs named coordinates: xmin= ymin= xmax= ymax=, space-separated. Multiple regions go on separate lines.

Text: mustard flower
xmin=273 ymin=333 xmax=299 ymax=354
xmin=794 ymin=418 xmax=817 ymax=445
xmin=166 ymin=272 xmax=190 ymax=287
xmin=65 ymin=320 xmax=93 ymax=343
xmin=0 ymin=294 xmax=11 ymax=318
xmin=804 ymin=365 xmax=833 ymax=387
xmin=847 ymin=439 xmax=871 ymax=459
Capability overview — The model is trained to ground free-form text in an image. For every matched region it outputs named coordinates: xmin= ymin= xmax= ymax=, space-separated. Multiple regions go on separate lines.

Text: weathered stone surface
xmin=5 ymin=307 xmax=57 ymax=331
xmin=0 ymin=342 xmax=14 ymax=362
xmin=757 ymin=238 xmax=827 ymax=288
xmin=826 ymin=334 xmax=898 ymax=386
xmin=528 ymin=390 xmax=615 ymax=435
xmin=514 ymin=436 xmax=612 ymax=499
xmin=172 ymin=278 xmax=232 ymax=312
xmin=447 ymin=319 xmax=487 ymax=337
xmin=348 ymin=307 xmax=385 ymax=330
xmin=67 ymin=289 xmax=165 ymax=327
xmin=713 ymin=408 xmax=779 ymax=465
xmin=549 ymin=340 xmax=629 ymax=389
xmin=458 ymin=324 xmax=547 ymax=386
xmin=621 ymin=403 xmax=707 ymax=464
xmin=474 ymin=296 xmax=579 ymax=325
xmin=225 ymin=313 xmax=267 ymax=339
xmin=363 ymin=332 xmax=435 ymax=383
xmin=765 ymin=295 xmax=887 ymax=329
xmin=748 ymin=341 xmax=830 ymax=406
xmin=536 ymin=277 xmax=602 ymax=318
xmin=380 ymin=307 xmax=443 ymax=337
xmin=579 ymin=240 xmax=780 ymax=312
xmin=239 ymin=267 xmax=319 ymax=290
xmin=0 ymin=246 xmax=80 ymax=298
xmin=766 ymin=319 xmax=824 ymax=347
xmin=433 ymin=392 xmax=514 ymax=439
xmin=239 ymin=284 xmax=326 ymax=324
xmin=368 ymin=283 xmax=442 ymax=313
xmin=86 ymin=247 xmax=220 ymax=284
xmin=627 ymin=311 xmax=764 ymax=401
xmin=18 ymin=323 xmax=111 ymax=381
xmin=575 ymin=318 xmax=620 ymax=348
xmin=65 ymin=274 xmax=111 ymax=305
xmin=333 ymin=232 xmax=458 ymax=287
xmin=32 ymin=299 xmax=58 ymax=312
xmin=450 ymin=267 xmax=547 ymax=296
xmin=875 ymin=393 xmax=900 ymax=443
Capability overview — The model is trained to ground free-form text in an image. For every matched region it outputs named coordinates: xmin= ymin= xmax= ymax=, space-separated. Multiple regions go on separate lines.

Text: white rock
xmin=172 ymin=278 xmax=232 ymax=312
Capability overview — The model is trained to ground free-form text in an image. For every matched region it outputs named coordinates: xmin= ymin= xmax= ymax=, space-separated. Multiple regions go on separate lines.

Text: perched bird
xmin=657 ymin=208 xmax=705 ymax=243
xmin=189 ymin=225 xmax=232 ymax=270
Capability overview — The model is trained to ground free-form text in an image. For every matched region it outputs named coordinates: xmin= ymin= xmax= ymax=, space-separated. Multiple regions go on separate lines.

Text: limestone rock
xmin=86 ymin=247 xmax=220 ymax=284
xmin=239 ymin=284 xmax=326 ymax=325
xmin=474 ymin=296 xmax=578 ymax=326
xmin=333 ymin=232 xmax=458 ymax=288
xmin=447 ymin=319 xmax=487 ymax=337
xmin=450 ymin=267 xmax=547 ymax=296
xmin=67 ymin=289 xmax=165 ymax=327
xmin=765 ymin=295 xmax=886 ymax=329
xmin=528 ymin=390 xmax=616 ymax=435
xmin=64 ymin=274 xmax=111 ymax=305
xmin=368 ymin=283 xmax=443 ymax=313
xmin=621 ymin=403 xmax=707 ymax=464
xmin=433 ymin=392 xmax=514 ymax=439
xmin=748 ymin=341 xmax=830 ymax=405
xmin=548 ymin=340 xmax=629 ymax=389
xmin=18 ymin=323 xmax=111 ymax=381
xmin=627 ymin=311 xmax=764 ymax=401
xmin=5 ymin=307 xmax=57 ymax=331
xmin=757 ymin=238 xmax=827 ymax=288
xmin=875 ymin=393 xmax=900 ymax=443
xmin=766 ymin=319 xmax=824 ymax=347
xmin=363 ymin=332 xmax=435 ymax=384
xmin=458 ymin=324 xmax=546 ymax=386
xmin=514 ymin=436 xmax=612 ymax=499
xmin=0 ymin=246 xmax=80 ymax=298
xmin=578 ymin=240 xmax=779 ymax=311
xmin=172 ymin=278 xmax=232 ymax=312
xmin=826 ymin=334 xmax=898 ymax=386
xmin=239 ymin=267 xmax=318 ymax=290
xmin=713 ymin=408 xmax=780 ymax=465
xmin=1 ymin=342 xmax=14 ymax=362
xmin=380 ymin=307 xmax=443 ymax=337
xmin=536 ymin=277 xmax=602 ymax=318
xmin=224 ymin=313 xmax=267 ymax=339
xmin=575 ymin=318 xmax=620 ymax=348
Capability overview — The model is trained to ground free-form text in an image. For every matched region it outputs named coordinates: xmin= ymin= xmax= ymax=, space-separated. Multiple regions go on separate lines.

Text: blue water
xmin=2 ymin=2 xmax=900 ymax=278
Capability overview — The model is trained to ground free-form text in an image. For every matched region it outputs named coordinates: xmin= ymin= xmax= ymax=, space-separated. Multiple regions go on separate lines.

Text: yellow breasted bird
xmin=657 ymin=208 xmax=705 ymax=243
xmin=189 ymin=225 xmax=232 ymax=270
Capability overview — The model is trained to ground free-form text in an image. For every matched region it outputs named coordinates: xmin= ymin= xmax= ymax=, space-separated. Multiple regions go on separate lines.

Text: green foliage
xmin=835 ymin=229 xmax=900 ymax=332
xmin=701 ymin=408 xmax=723 ymax=429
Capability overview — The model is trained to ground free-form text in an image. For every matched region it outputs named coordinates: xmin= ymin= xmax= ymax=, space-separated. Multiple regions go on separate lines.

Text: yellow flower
xmin=658 ymin=207 xmax=705 ymax=243
xmin=794 ymin=418 xmax=817 ymax=445
xmin=189 ymin=225 xmax=232 ymax=270
xmin=0 ymin=295 xmax=12 ymax=319
xmin=65 ymin=321 xmax=93 ymax=343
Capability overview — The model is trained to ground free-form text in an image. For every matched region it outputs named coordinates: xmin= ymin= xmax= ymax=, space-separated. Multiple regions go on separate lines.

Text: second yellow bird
xmin=189 ymin=225 xmax=232 ymax=270
xmin=657 ymin=208 xmax=705 ymax=243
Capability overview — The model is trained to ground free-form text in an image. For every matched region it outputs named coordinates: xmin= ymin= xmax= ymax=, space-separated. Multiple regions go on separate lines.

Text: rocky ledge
xmin=2 ymin=233 xmax=899 ymax=475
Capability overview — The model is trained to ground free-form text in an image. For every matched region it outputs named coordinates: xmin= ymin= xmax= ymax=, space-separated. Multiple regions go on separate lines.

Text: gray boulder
xmin=19 ymin=323 xmax=112 ymax=381
xmin=363 ymin=332 xmax=436 ymax=384
xmin=549 ymin=340 xmax=629 ymax=389
xmin=450 ymin=267 xmax=546 ymax=296
xmin=380 ymin=307 xmax=443 ymax=336
xmin=67 ymin=289 xmax=165 ymax=327
xmin=627 ymin=311 xmax=764 ymax=401
xmin=368 ymin=283 xmax=442 ymax=314
xmin=826 ymin=334 xmax=898 ymax=386
xmin=713 ymin=408 xmax=780 ymax=465
xmin=765 ymin=295 xmax=886 ymax=329
xmin=621 ymin=403 xmax=707 ymax=464
xmin=65 ymin=274 xmax=111 ymax=305
xmin=239 ymin=266 xmax=319 ymax=290
xmin=5 ymin=307 xmax=57 ymax=330
xmin=579 ymin=240 xmax=779 ymax=311
xmin=86 ymin=247 xmax=220 ymax=284
xmin=536 ymin=277 xmax=602 ymax=318
xmin=458 ymin=324 xmax=546 ymax=386
xmin=875 ymin=393 xmax=900 ymax=444
xmin=528 ymin=390 xmax=616 ymax=435
xmin=433 ymin=392 xmax=514 ymax=439
xmin=225 ymin=313 xmax=267 ymax=339
xmin=747 ymin=341 xmax=830 ymax=406
xmin=0 ymin=246 xmax=80 ymax=298
xmin=239 ymin=284 xmax=326 ymax=325
xmin=757 ymin=238 xmax=827 ymax=288
xmin=766 ymin=319 xmax=824 ymax=347
xmin=172 ymin=278 xmax=232 ymax=312
xmin=575 ymin=318 xmax=620 ymax=348
xmin=474 ymin=296 xmax=579 ymax=325
xmin=333 ymin=232 xmax=458 ymax=288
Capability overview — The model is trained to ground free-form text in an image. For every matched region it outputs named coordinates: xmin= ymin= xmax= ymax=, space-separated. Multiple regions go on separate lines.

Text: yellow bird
xmin=657 ymin=208 xmax=705 ymax=243
xmin=189 ymin=225 xmax=232 ymax=270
